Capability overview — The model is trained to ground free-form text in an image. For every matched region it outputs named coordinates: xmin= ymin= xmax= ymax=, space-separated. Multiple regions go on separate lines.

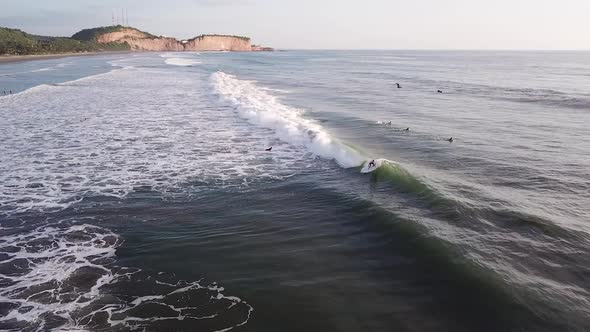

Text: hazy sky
xmin=1 ymin=0 xmax=589 ymax=49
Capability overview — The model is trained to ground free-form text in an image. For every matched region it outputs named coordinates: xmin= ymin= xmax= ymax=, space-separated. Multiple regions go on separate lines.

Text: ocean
xmin=0 ymin=50 xmax=589 ymax=331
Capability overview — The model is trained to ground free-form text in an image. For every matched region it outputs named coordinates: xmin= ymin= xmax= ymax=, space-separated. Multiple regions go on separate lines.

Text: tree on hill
xmin=0 ymin=27 xmax=130 ymax=55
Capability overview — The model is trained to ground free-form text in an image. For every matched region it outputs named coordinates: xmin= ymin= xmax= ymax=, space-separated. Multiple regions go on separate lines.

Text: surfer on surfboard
xmin=265 ymin=147 xmax=272 ymax=151
xmin=368 ymin=160 xmax=376 ymax=168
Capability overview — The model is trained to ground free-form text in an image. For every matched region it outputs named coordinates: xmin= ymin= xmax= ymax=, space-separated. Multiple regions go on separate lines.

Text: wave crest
xmin=210 ymin=71 xmax=364 ymax=168
xmin=165 ymin=58 xmax=201 ymax=67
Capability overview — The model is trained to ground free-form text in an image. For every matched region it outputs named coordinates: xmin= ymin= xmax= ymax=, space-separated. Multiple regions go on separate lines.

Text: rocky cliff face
xmin=183 ymin=35 xmax=251 ymax=51
xmin=93 ymin=28 xmax=254 ymax=52
xmin=95 ymin=29 xmax=183 ymax=51
xmin=120 ymin=36 xmax=184 ymax=51
xmin=95 ymin=29 xmax=148 ymax=43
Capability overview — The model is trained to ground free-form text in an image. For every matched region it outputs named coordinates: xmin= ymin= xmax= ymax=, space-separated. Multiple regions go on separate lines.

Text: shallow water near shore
xmin=1 ymin=50 xmax=590 ymax=331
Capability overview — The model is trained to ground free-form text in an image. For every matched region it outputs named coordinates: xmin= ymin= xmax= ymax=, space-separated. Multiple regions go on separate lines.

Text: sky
xmin=1 ymin=0 xmax=589 ymax=49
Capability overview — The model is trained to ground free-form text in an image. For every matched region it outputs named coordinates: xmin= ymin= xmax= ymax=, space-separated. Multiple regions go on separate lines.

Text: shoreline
xmin=0 ymin=51 xmax=134 ymax=64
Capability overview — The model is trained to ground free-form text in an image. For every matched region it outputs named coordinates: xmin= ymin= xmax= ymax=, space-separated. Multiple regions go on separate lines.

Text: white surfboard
xmin=361 ymin=159 xmax=384 ymax=173
xmin=360 ymin=158 xmax=398 ymax=174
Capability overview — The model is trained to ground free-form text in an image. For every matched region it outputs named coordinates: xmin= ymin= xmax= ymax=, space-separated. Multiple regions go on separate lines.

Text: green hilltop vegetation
xmin=0 ymin=27 xmax=130 ymax=56
xmin=71 ymin=25 xmax=155 ymax=41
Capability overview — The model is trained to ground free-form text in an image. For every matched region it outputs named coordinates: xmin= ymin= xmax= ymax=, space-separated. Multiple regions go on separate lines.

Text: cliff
xmin=1 ymin=25 xmax=270 ymax=56
xmin=101 ymin=33 xmax=184 ymax=52
xmin=71 ymin=26 xmax=269 ymax=52
xmin=183 ymin=35 xmax=251 ymax=51
xmin=72 ymin=26 xmax=178 ymax=51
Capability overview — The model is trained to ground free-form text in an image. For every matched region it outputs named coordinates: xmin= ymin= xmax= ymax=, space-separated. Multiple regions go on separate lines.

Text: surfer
xmin=404 ymin=127 xmax=410 ymax=131
xmin=437 ymin=90 xmax=443 ymax=93
xmin=395 ymin=83 xmax=401 ymax=88
xmin=265 ymin=147 xmax=272 ymax=151
xmin=447 ymin=137 xmax=453 ymax=142
xmin=368 ymin=160 xmax=376 ymax=168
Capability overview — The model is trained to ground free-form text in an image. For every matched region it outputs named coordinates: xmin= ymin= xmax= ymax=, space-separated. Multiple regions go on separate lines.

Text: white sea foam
xmin=210 ymin=71 xmax=365 ymax=168
xmin=29 ymin=62 xmax=72 ymax=73
xmin=159 ymin=52 xmax=200 ymax=58
xmin=0 ymin=62 xmax=70 ymax=77
xmin=164 ymin=57 xmax=202 ymax=66
xmin=159 ymin=52 xmax=179 ymax=58
xmin=0 ymin=223 xmax=253 ymax=331
xmin=0 ymin=64 xmax=316 ymax=215
xmin=31 ymin=67 xmax=55 ymax=72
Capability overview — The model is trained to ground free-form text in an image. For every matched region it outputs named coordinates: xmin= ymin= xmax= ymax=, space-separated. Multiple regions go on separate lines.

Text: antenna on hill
xmin=112 ymin=10 xmax=115 ymax=26
xmin=126 ymin=8 xmax=129 ymax=26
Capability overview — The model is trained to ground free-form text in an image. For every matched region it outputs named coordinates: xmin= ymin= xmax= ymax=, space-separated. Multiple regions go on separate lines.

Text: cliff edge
xmin=183 ymin=35 xmax=251 ymax=52
xmin=72 ymin=26 xmax=270 ymax=52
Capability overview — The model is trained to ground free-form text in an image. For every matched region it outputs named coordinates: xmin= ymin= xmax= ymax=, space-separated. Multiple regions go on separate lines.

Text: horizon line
xmin=273 ymin=48 xmax=590 ymax=52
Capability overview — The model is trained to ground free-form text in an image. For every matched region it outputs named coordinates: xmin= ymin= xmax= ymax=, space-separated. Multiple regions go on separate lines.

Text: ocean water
xmin=0 ymin=50 xmax=589 ymax=331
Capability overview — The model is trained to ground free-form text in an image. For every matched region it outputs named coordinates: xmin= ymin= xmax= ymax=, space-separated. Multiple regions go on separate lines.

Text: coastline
xmin=0 ymin=51 xmax=134 ymax=64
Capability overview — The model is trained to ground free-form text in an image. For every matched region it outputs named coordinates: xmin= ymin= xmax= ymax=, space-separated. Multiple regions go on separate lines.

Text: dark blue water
xmin=1 ymin=51 xmax=589 ymax=331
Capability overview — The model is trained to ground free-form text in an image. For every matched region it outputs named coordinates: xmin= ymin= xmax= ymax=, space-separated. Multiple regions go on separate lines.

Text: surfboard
xmin=360 ymin=159 xmax=384 ymax=174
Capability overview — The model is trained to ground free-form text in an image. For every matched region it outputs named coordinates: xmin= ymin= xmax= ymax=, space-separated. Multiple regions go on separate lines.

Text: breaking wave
xmin=30 ymin=67 xmax=55 ymax=73
xmin=0 ymin=67 xmax=317 ymax=216
xmin=210 ymin=71 xmax=365 ymax=168
xmin=165 ymin=58 xmax=202 ymax=67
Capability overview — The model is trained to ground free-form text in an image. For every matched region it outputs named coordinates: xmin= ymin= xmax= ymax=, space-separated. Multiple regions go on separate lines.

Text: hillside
xmin=81 ymin=26 xmax=257 ymax=52
xmin=1 ymin=25 xmax=272 ymax=55
xmin=71 ymin=25 xmax=155 ymax=42
xmin=0 ymin=27 xmax=130 ymax=55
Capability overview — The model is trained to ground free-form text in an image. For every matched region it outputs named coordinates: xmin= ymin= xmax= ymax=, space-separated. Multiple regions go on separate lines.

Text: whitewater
xmin=1 ymin=50 xmax=590 ymax=332
xmin=0 ymin=58 xmax=377 ymax=216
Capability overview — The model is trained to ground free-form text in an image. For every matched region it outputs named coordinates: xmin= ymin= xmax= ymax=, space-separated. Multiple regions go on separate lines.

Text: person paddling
xmin=265 ymin=146 xmax=272 ymax=151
